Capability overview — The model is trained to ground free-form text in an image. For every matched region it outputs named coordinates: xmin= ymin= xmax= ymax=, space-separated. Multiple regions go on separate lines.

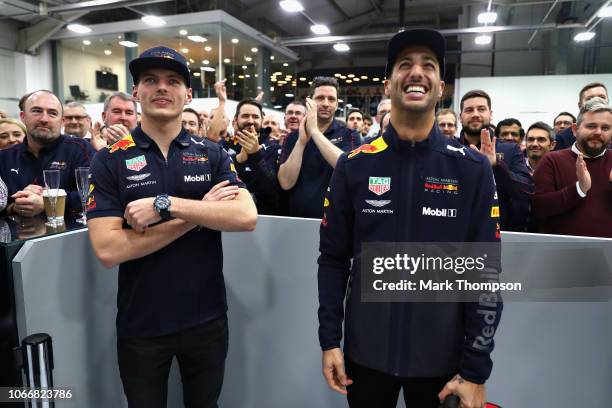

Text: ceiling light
xmin=279 ymin=0 xmax=304 ymax=12
xmin=299 ymin=77 xmax=307 ymax=81
xmin=255 ymin=74 xmax=258 ymax=77
xmin=104 ymin=49 xmax=112 ymax=55
xmin=474 ymin=35 xmax=492 ymax=45
xmin=67 ymin=24 xmax=91 ymax=34
xmin=334 ymin=73 xmax=342 ymax=77
xmin=347 ymin=74 xmax=355 ymax=78
xmin=346 ymin=80 xmax=352 ymax=83
xmin=338 ymin=99 xmax=344 ymax=103
xmin=334 ymin=43 xmax=350 ymax=52
xmin=141 ymin=15 xmax=166 ymax=27
xmin=251 ymin=47 xmax=258 ymax=52
xmin=285 ymin=93 xmax=294 ymax=97
xmin=270 ymin=87 xmax=275 ymax=91
xmin=361 ymin=75 xmax=368 ymax=79
xmin=340 ymin=75 xmax=347 ymax=79
xmin=204 ymin=46 xmax=212 ymax=51
xmin=187 ymin=35 xmax=207 ymax=43
xmin=372 ymin=77 xmax=380 ymax=82
xmin=242 ymin=65 xmax=247 ymax=69
xmin=179 ymin=29 xmax=188 ymax=35
xmin=231 ymin=38 xmax=239 ymax=44
xmin=82 ymin=40 xmax=91 ymax=45
xmin=273 ymin=71 xmax=282 ymax=75
xmin=308 ymin=81 xmax=312 ymax=85
xmin=598 ymin=6 xmax=612 ymax=17
xmin=202 ymin=67 xmax=216 ymax=72
xmin=193 ymin=72 xmax=201 ymax=77
xmin=232 ymin=82 xmax=237 ymax=86
xmin=270 ymin=55 xmax=275 ymax=60
xmin=282 ymin=63 xmax=288 ymax=67
xmin=119 ymin=41 xmax=139 ymax=48
xmin=189 ymin=58 xmax=194 ymax=63
xmin=574 ymin=31 xmax=595 ymax=42
xmin=245 ymin=56 xmax=252 ymax=62
xmin=202 ymin=59 xmax=210 ymax=64
xmin=245 ymin=74 xmax=251 ymax=78
xmin=224 ymin=58 xmax=231 ymax=63
xmin=477 ymin=11 xmax=497 ymax=24
xmin=181 ymin=48 xmax=189 ymax=53
xmin=239 ymin=75 xmax=245 ymax=79
xmin=274 ymin=105 xmax=282 ymax=109
xmin=353 ymin=78 xmax=360 ymax=82
xmin=311 ymin=24 xmax=330 ymax=35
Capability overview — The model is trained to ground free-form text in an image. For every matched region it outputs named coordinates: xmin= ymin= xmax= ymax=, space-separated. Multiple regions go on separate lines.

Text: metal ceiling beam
xmin=17 ymin=11 xmax=87 ymax=54
xmin=281 ymin=22 xmax=583 ymax=46
xmin=47 ymin=0 xmax=173 ymax=14
xmin=325 ymin=0 xmax=350 ymax=20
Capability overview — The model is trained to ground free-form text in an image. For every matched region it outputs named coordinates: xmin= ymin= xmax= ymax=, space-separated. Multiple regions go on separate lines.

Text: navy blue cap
xmin=385 ymin=28 xmax=446 ymax=80
xmin=129 ymin=45 xmax=191 ymax=87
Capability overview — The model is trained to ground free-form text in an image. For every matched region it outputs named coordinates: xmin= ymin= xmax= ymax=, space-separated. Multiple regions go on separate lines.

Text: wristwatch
xmin=153 ymin=194 xmax=172 ymax=221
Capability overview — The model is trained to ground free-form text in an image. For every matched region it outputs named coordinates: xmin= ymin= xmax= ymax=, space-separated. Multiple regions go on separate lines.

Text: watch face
xmin=155 ymin=195 xmax=170 ymax=210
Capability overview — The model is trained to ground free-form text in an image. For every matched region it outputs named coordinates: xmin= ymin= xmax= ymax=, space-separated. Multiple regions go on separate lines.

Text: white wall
xmin=0 ymin=49 xmax=18 ymax=116
xmin=454 ymin=73 xmax=612 ymax=128
xmin=61 ymin=45 xmax=127 ymax=104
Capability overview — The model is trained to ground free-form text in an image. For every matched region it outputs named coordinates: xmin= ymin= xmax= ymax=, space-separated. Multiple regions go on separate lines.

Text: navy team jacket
xmin=318 ymin=124 xmax=503 ymax=384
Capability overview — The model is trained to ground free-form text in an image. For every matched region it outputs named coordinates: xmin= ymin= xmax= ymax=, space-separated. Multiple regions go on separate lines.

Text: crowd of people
xmin=0 ymin=59 xmax=610 ymax=240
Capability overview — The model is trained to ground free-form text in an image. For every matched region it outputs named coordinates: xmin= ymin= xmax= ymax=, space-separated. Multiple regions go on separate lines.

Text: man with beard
xmin=533 ymin=98 xmax=612 ymax=238
xmin=555 ymin=82 xmax=608 ymax=150
xmin=318 ymin=29 xmax=502 ymax=408
xmin=181 ymin=107 xmax=201 ymax=136
xmin=459 ymin=89 xmax=532 ymax=232
xmin=278 ymin=76 xmax=360 ymax=218
xmin=230 ymin=98 xmax=282 ymax=215
xmin=0 ymin=90 xmax=95 ymax=217
xmin=63 ymin=102 xmax=92 ymax=139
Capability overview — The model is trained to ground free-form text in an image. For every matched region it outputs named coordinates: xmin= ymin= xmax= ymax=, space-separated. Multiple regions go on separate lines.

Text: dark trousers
xmin=346 ymin=358 xmax=454 ymax=408
xmin=117 ymin=315 xmax=228 ymax=408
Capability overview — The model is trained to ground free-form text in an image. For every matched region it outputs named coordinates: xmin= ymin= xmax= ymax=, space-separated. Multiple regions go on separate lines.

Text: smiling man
xmin=86 ymin=45 xmax=257 ymax=408
xmin=278 ymin=76 xmax=360 ymax=218
xmin=534 ymin=97 xmax=612 ymax=238
xmin=0 ymin=90 xmax=94 ymax=217
xmin=318 ymin=29 xmax=502 ymax=408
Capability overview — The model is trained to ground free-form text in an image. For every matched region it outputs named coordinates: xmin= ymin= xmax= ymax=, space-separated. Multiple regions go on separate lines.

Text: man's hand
xmin=297 ymin=117 xmax=311 ymax=147
xmin=254 ymin=91 xmax=264 ymax=103
xmin=576 ymin=154 xmax=591 ymax=194
xmin=214 ymin=79 xmax=227 ymax=103
xmin=90 ymin=122 xmax=108 ymax=151
xmin=11 ymin=189 xmax=44 ymax=217
xmin=469 ymin=129 xmax=497 ymax=166
xmin=23 ymin=184 xmax=44 ymax=195
xmin=322 ymin=348 xmax=353 ymax=395
xmin=124 ymin=197 xmax=160 ymax=233
xmin=304 ymin=97 xmax=320 ymax=137
xmin=236 ymin=129 xmax=261 ymax=155
xmin=203 ymin=180 xmax=239 ymax=201
xmin=438 ymin=374 xmax=486 ymax=408
xmin=103 ymin=124 xmax=130 ymax=144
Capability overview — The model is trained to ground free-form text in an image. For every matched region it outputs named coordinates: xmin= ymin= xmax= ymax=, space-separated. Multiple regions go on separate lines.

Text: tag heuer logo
xmin=125 ymin=155 xmax=147 ymax=171
xmin=368 ymin=177 xmax=391 ymax=196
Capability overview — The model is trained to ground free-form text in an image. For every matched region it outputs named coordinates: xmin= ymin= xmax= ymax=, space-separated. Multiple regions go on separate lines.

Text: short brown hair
xmin=309 ymin=77 xmax=339 ymax=97
xmin=460 ymin=90 xmax=491 ymax=111
xmin=578 ymin=82 xmax=608 ymax=103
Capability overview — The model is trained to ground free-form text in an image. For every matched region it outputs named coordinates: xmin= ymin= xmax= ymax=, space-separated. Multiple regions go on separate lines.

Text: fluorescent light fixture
xmin=574 ymin=31 xmax=595 ymax=42
xmin=119 ymin=41 xmax=139 ymax=48
xmin=255 ymin=74 xmax=258 ymax=77
xmin=340 ymin=75 xmax=347 ymax=79
xmin=202 ymin=59 xmax=210 ymax=64
xmin=334 ymin=73 xmax=341 ymax=77
xmin=232 ymin=82 xmax=237 ymax=86
xmin=279 ymin=0 xmax=304 ymax=12
xmin=338 ymin=99 xmax=344 ymax=103
xmin=82 ymin=40 xmax=91 ymax=45
xmin=141 ymin=15 xmax=166 ymax=27
xmin=251 ymin=48 xmax=258 ymax=53
xmin=245 ymin=74 xmax=251 ymax=78
xmin=239 ymin=75 xmax=245 ymax=79
xmin=273 ymin=72 xmax=282 ymax=75
xmin=204 ymin=46 xmax=212 ymax=52
xmin=311 ymin=24 xmax=330 ymax=35
xmin=223 ymin=58 xmax=231 ymax=63
xmin=372 ymin=77 xmax=380 ymax=82
xmin=67 ymin=24 xmax=91 ymax=34
xmin=202 ymin=67 xmax=216 ymax=72
xmin=477 ymin=11 xmax=497 ymax=24
xmin=245 ymin=56 xmax=253 ymax=62
xmin=179 ymin=29 xmax=188 ymax=35
xmin=270 ymin=55 xmax=275 ymax=60
xmin=285 ymin=93 xmax=294 ymax=97
xmin=346 ymin=80 xmax=353 ymax=83
xmin=242 ymin=65 xmax=248 ymax=69
xmin=598 ymin=6 xmax=612 ymax=17
xmin=474 ymin=34 xmax=492 ymax=45
xmin=347 ymin=74 xmax=355 ymax=78
xmin=283 ymin=63 xmax=289 ymax=67
xmin=361 ymin=75 xmax=368 ymax=79
xmin=188 ymin=35 xmax=207 ymax=43
xmin=334 ymin=43 xmax=350 ymax=52
xmin=231 ymin=38 xmax=239 ymax=44
xmin=189 ymin=58 xmax=194 ymax=63
xmin=104 ymin=49 xmax=112 ymax=55
xmin=353 ymin=78 xmax=360 ymax=82
xmin=193 ymin=72 xmax=201 ymax=77
xmin=270 ymin=87 xmax=275 ymax=91
xmin=299 ymin=77 xmax=307 ymax=81
xmin=274 ymin=105 xmax=282 ymax=109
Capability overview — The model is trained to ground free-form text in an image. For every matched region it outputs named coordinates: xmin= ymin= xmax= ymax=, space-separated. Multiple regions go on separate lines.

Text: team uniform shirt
xmin=280 ymin=120 xmax=360 ymax=218
xmin=87 ymin=126 xmax=244 ymax=338
xmin=459 ymin=131 xmax=533 ymax=232
xmin=0 ymin=135 xmax=95 ymax=214
xmin=223 ymin=129 xmax=282 ymax=215
xmin=318 ymin=124 xmax=502 ymax=383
